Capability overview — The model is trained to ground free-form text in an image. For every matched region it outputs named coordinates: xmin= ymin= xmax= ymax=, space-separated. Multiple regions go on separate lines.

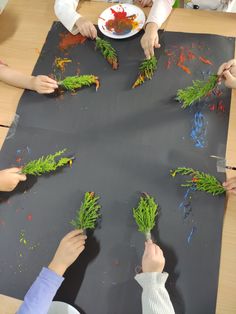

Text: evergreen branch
xmin=58 ymin=75 xmax=100 ymax=92
xmin=95 ymin=37 xmax=118 ymax=70
xmin=133 ymin=193 xmax=159 ymax=238
xmin=170 ymin=167 xmax=225 ymax=196
xmin=71 ymin=192 xmax=101 ymax=230
xmin=176 ymin=74 xmax=218 ymax=109
xmin=21 ymin=149 xmax=73 ymax=176
xmin=132 ymin=56 xmax=158 ymax=88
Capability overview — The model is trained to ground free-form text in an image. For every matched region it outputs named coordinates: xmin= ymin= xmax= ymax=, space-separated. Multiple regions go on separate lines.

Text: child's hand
xmin=76 ymin=17 xmax=97 ymax=39
xmin=31 ymin=75 xmax=58 ymax=94
xmin=135 ymin=0 xmax=153 ymax=7
xmin=48 ymin=230 xmax=87 ymax=276
xmin=223 ymin=177 xmax=236 ymax=195
xmin=217 ymin=59 xmax=236 ymax=89
xmin=0 ymin=168 xmax=26 ymax=192
xmin=140 ymin=23 xmax=160 ymax=59
xmin=142 ymin=239 xmax=165 ymax=273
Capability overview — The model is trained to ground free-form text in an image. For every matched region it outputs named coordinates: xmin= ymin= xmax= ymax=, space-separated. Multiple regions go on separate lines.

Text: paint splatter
xmin=190 ymin=112 xmax=208 ymax=148
xmin=0 ymin=219 xmax=5 ymax=226
xmin=105 ymin=7 xmax=138 ymax=35
xmin=54 ymin=57 xmax=72 ymax=72
xmin=187 ymin=226 xmax=197 ymax=244
xmin=19 ymin=230 xmax=28 ymax=246
xmin=179 ymin=188 xmax=192 ymax=220
xmin=27 ymin=214 xmax=32 ymax=221
xmin=164 ymin=42 xmax=213 ymax=74
xmin=19 ymin=230 xmax=39 ymax=250
xmin=59 ymin=33 xmax=87 ymax=50
xmin=209 ymin=100 xmax=226 ymax=113
xmin=199 ymin=56 xmax=213 ymax=65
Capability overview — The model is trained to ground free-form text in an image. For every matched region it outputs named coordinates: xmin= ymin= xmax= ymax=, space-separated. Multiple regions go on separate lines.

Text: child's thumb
xmin=224 ymin=70 xmax=234 ymax=82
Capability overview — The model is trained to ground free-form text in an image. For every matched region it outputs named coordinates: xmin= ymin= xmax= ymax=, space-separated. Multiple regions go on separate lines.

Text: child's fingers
xmin=223 ymin=177 xmax=236 ymax=186
xmin=42 ymin=76 xmax=58 ymax=85
xmin=144 ymin=240 xmax=156 ymax=256
xmin=217 ymin=63 xmax=227 ymax=75
xmin=91 ymin=26 xmax=97 ymax=39
xmin=226 ymin=59 xmax=236 ymax=69
xmin=223 ymin=70 xmax=234 ymax=82
xmin=7 ymin=167 xmax=22 ymax=173
xmin=64 ymin=229 xmax=84 ymax=239
xmin=224 ymin=181 xmax=236 ymax=191
xmin=18 ymin=174 xmax=27 ymax=181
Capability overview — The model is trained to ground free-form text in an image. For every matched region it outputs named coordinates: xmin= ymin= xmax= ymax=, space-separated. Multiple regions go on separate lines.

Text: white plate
xmin=48 ymin=301 xmax=80 ymax=314
xmin=98 ymin=4 xmax=145 ymax=39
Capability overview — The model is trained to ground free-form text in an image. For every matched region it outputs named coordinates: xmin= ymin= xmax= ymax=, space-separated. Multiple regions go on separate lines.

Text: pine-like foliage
xmin=176 ymin=74 xmax=218 ymax=109
xmin=58 ymin=75 xmax=100 ymax=91
xmin=170 ymin=167 xmax=225 ymax=196
xmin=132 ymin=56 xmax=158 ymax=88
xmin=133 ymin=193 xmax=159 ymax=238
xmin=21 ymin=149 xmax=72 ymax=176
xmin=71 ymin=192 xmax=101 ymax=230
xmin=95 ymin=37 xmax=118 ymax=70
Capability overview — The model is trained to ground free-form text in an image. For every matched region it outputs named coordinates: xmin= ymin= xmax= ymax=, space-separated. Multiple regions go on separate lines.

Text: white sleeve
xmin=54 ymin=0 xmax=82 ymax=34
xmin=146 ymin=0 xmax=175 ymax=29
xmin=135 ymin=272 xmax=175 ymax=314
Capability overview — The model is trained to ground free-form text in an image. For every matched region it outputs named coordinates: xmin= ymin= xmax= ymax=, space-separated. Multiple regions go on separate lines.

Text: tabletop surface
xmin=0 ymin=1 xmax=236 ymax=313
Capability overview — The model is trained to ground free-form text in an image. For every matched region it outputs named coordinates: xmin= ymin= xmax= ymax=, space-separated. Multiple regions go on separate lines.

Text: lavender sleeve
xmin=17 ymin=267 xmax=64 ymax=314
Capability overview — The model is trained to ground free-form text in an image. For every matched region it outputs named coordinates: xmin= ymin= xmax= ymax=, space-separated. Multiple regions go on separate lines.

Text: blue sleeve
xmin=17 ymin=267 xmax=64 ymax=314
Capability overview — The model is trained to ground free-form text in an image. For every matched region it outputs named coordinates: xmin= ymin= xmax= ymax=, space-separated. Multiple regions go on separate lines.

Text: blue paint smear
xmin=190 ymin=112 xmax=208 ymax=148
xmin=179 ymin=188 xmax=192 ymax=220
xmin=187 ymin=226 xmax=197 ymax=244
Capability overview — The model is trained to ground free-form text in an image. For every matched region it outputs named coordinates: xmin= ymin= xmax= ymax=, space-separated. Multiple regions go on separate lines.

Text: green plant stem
xmin=133 ymin=193 xmax=159 ymax=238
xmin=170 ymin=167 xmax=225 ymax=196
xmin=132 ymin=56 xmax=158 ymax=88
xmin=95 ymin=37 xmax=118 ymax=70
xmin=176 ymin=74 xmax=218 ymax=109
xmin=71 ymin=192 xmax=101 ymax=230
xmin=58 ymin=75 xmax=100 ymax=92
xmin=21 ymin=149 xmax=73 ymax=176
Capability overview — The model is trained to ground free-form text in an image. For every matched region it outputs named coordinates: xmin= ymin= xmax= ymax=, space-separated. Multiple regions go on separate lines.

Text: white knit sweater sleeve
xmin=54 ymin=0 xmax=81 ymax=34
xmin=146 ymin=0 xmax=175 ymax=28
xmin=135 ymin=272 xmax=175 ymax=314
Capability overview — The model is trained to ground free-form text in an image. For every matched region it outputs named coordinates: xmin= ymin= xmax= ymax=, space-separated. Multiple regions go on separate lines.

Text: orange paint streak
xmin=199 ymin=56 xmax=213 ymax=65
xmin=59 ymin=33 xmax=87 ymax=50
xmin=177 ymin=63 xmax=191 ymax=74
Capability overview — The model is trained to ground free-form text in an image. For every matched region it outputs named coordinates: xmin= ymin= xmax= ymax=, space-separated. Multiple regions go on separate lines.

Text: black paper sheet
xmin=0 ymin=23 xmax=235 ymax=314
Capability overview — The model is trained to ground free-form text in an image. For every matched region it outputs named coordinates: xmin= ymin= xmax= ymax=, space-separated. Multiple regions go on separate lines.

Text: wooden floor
xmin=0 ymin=1 xmax=236 ymax=313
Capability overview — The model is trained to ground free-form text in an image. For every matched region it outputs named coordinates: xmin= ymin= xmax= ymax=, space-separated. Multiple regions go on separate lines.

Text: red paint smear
xmin=177 ymin=63 xmax=191 ymax=74
xmin=218 ymin=100 xmax=225 ymax=112
xmin=106 ymin=7 xmax=137 ymax=34
xmin=209 ymin=104 xmax=216 ymax=111
xmin=187 ymin=50 xmax=196 ymax=60
xmin=178 ymin=49 xmax=186 ymax=64
xmin=27 ymin=214 xmax=32 ymax=221
xmin=199 ymin=56 xmax=213 ymax=65
xmin=16 ymin=157 xmax=22 ymax=163
xmin=215 ymin=89 xmax=223 ymax=98
xmin=192 ymin=177 xmax=199 ymax=182
xmin=59 ymin=33 xmax=87 ymax=50
xmin=165 ymin=59 xmax=172 ymax=69
xmin=0 ymin=219 xmax=5 ymax=226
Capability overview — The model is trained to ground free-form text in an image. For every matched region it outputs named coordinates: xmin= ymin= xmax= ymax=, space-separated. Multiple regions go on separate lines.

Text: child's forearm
xmin=146 ymin=0 xmax=175 ymax=29
xmin=0 ymin=65 xmax=34 ymax=90
xmin=54 ymin=0 xmax=81 ymax=34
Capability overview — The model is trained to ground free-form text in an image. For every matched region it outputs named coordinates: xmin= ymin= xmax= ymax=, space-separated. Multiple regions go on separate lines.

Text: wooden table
xmin=0 ymin=1 xmax=236 ymax=313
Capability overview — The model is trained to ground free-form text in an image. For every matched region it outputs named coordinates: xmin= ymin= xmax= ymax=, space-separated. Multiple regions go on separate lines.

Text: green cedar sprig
xmin=58 ymin=75 xmax=100 ymax=92
xmin=132 ymin=56 xmax=158 ymax=88
xmin=170 ymin=167 xmax=225 ymax=196
xmin=95 ymin=37 xmax=118 ymax=70
xmin=133 ymin=193 xmax=159 ymax=239
xmin=21 ymin=149 xmax=72 ymax=176
xmin=176 ymin=74 xmax=218 ymax=109
xmin=71 ymin=192 xmax=101 ymax=230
